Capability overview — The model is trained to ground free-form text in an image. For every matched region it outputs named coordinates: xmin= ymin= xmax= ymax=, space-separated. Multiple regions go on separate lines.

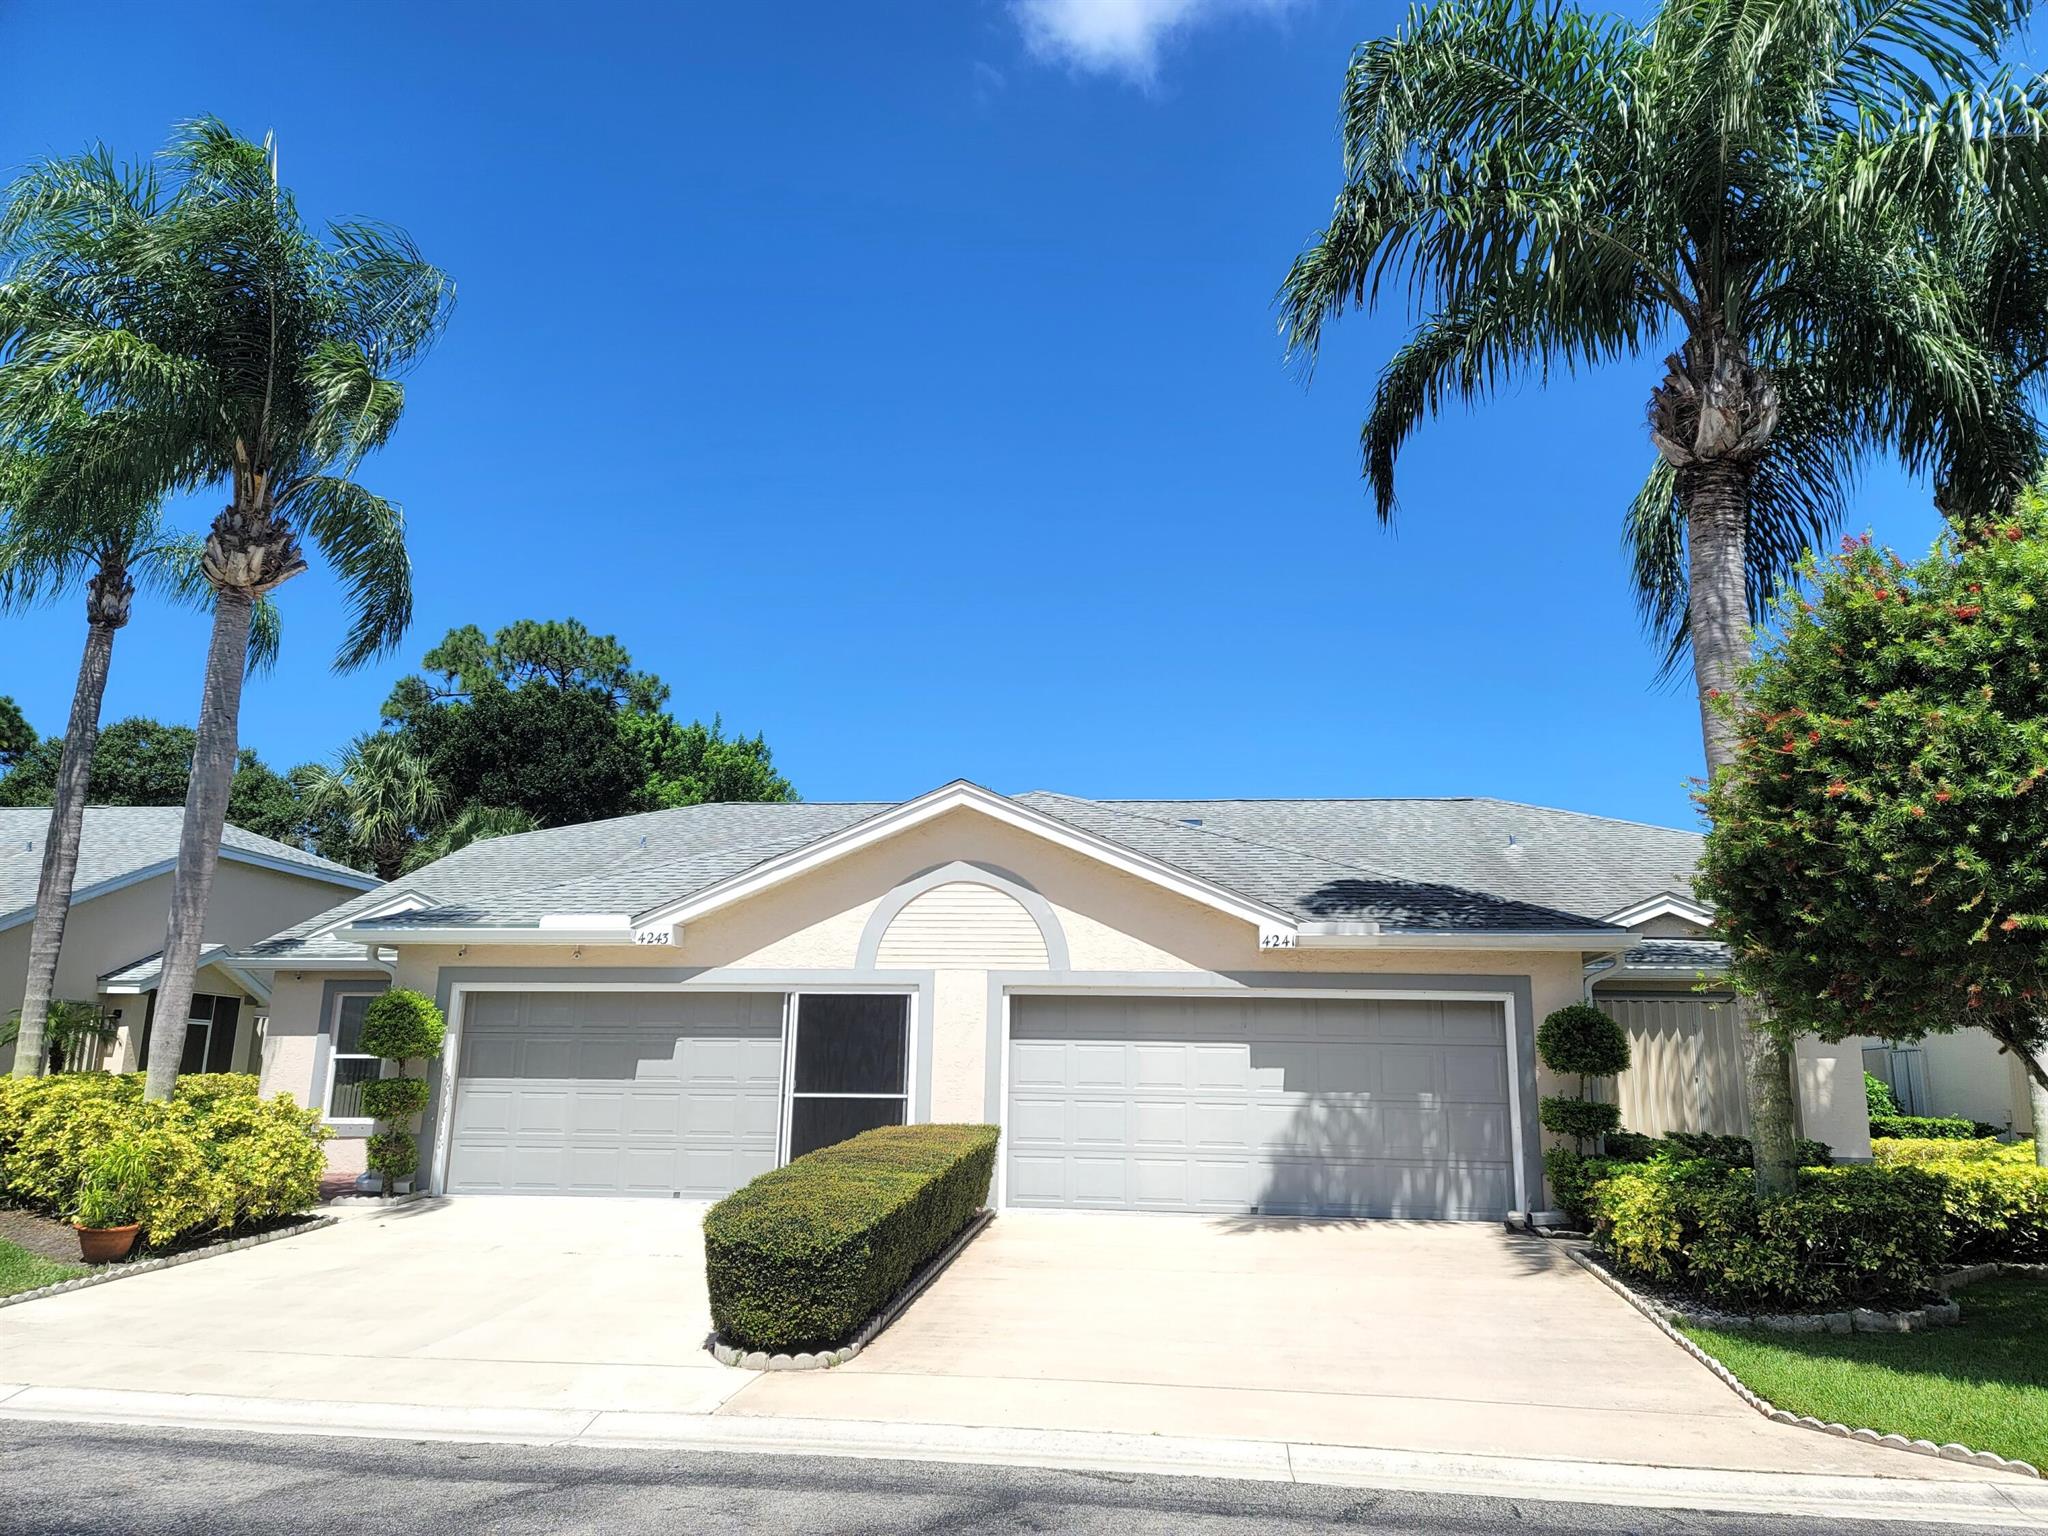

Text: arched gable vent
xmin=858 ymin=861 xmax=1068 ymax=971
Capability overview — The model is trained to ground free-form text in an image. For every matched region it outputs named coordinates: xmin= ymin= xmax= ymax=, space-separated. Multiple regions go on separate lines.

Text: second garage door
xmin=1006 ymin=995 xmax=1515 ymax=1219
xmin=445 ymin=991 xmax=784 ymax=1196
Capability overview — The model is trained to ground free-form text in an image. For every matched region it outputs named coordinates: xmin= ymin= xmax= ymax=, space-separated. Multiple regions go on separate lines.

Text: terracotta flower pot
xmin=74 ymin=1223 xmax=141 ymax=1264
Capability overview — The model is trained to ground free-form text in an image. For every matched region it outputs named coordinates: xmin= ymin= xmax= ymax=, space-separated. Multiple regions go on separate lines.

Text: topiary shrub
xmin=1538 ymin=1003 xmax=1633 ymax=1079
xmin=358 ymin=990 xmax=445 ymax=1195
xmin=365 ymin=1131 xmax=419 ymax=1185
xmin=359 ymin=990 xmax=445 ymax=1062
xmin=1535 ymin=1003 xmax=1632 ymax=1154
xmin=1539 ymin=1097 xmax=1621 ymax=1143
xmin=705 ymin=1124 xmax=998 ymax=1354
xmin=360 ymin=1077 xmax=431 ymax=1121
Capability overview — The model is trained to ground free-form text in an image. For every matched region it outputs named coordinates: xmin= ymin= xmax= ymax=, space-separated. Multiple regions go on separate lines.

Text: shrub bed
xmin=1545 ymin=1132 xmax=1831 ymax=1228
xmin=704 ymin=1124 xmax=998 ymax=1354
xmin=1870 ymin=1113 xmax=1995 ymax=1140
xmin=1589 ymin=1159 xmax=1948 ymax=1309
xmin=1872 ymin=1137 xmax=2048 ymax=1262
xmin=0 ymin=1073 xmax=327 ymax=1247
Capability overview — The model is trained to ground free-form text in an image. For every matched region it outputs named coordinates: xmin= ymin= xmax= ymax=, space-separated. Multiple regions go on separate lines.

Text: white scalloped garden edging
xmin=0 ymin=1214 xmax=338 ymax=1312
xmin=708 ymin=1209 xmax=994 ymax=1373
xmin=1567 ymin=1244 xmax=2041 ymax=1479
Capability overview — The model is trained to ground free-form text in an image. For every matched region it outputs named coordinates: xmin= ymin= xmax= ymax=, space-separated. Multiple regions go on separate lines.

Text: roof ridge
xmin=1023 ymin=791 xmax=1435 ymax=891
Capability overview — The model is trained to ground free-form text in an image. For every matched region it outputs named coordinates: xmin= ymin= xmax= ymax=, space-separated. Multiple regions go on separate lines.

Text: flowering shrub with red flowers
xmin=1696 ymin=494 xmax=2048 ymax=1101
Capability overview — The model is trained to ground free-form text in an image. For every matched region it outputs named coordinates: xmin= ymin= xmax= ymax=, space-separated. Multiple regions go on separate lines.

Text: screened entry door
xmin=786 ymin=994 xmax=911 ymax=1159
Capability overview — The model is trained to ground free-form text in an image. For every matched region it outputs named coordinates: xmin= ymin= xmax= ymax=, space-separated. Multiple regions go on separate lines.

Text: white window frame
xmin=780 ymin=990 xmax=915 ymax=1163
xmin=323 ymin=989 xmax=387 ymax=1126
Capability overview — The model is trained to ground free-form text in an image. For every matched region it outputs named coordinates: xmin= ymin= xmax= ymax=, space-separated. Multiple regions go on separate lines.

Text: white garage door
xmin=445 ymin=991 xmax=785 ymax=1196
xmin=1006 ymin=995 xmax=1514 ymax=1219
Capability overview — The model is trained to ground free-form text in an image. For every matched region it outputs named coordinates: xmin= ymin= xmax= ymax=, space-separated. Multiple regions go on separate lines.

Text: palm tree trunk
xmin=13 ymin=620 xmax=124 ymax=1078
xmin=1685 ymin=455 xmax=1799 ymax=1195
xmin=144 ymin=589 xmax=253 ymax=1101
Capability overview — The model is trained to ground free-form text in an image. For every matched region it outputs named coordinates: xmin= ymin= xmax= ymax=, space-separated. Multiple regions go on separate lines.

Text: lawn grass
xmin=1683 ymin=1276 xmax=2048 ymax=1470
xmin=0 ymin=1237 xmax=85 ymax=1298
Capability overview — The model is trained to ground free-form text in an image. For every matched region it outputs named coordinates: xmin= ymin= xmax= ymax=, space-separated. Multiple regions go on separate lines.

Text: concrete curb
xmin=0 ymin=1215 xmax=338 ymax=1313
xmin=1568 ymin=1245 xmax=2042 ymax=1480
xmin=708 ymin=1209 xmax=995 ymax=1371
xmin=2 ymin=1388 xmax=2044 ymax=1527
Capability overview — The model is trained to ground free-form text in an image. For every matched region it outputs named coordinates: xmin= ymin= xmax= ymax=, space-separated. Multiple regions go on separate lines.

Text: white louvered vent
xmin=875 ymin=881 xmax=1050 ymax=969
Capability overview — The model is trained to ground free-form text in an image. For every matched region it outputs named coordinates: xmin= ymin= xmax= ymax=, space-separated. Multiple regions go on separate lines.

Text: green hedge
xmin=0 ymin=1073 xmax=327 ymax=1246
xmin=1872 ymin=1137 xmax=2048 ymax=1261
xmin=704 ymin=1124 xmax=998 ymax=1354
xmin=1870 ymin=1113 xmax=1994 ymax=1140
xmin=1548 ymin=1133 xmax=1832 ymax=1227
xmin=1590 ymin=1159 xmax=1948 ymax=1309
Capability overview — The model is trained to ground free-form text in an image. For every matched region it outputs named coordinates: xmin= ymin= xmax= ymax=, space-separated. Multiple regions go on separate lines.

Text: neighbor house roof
xmin=0 ymin=806 xmax=379 ymax=932
xmin=235 ymin=784 xmax=1707 ymax=967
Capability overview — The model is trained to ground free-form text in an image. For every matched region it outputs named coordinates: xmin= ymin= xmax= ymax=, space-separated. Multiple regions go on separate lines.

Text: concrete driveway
xmin=0 ymin=1198 xmax=747 ymax=1415
xmin=724 ymin=1210 xmax=1997 ymax=1478
xmin=0 ymin=1200 xmax=2012 ymax=1485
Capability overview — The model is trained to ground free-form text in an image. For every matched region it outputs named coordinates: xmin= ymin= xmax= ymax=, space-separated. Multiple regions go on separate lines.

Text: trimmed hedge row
xmin=0 ymin=1072 xmax=327 ymax=1246
xmin=1870 ymin=1113 xmax=1998 ymax=1140
xmin=705 ymin=1124 xmax=998 ymax=1354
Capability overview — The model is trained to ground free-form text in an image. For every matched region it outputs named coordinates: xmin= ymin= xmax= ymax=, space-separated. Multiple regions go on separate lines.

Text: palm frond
xmin=287 ymin=475 xmax=411 ymax=670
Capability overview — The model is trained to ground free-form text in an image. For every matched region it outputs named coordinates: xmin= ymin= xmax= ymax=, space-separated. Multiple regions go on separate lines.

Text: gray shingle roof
xmin=1621 ymin=937 xmax=1731 ymax=971
xmin=0 ymin=806 xmax=377 ymax=931
xmin=234 ymin=787 xmax=1709 ymax=967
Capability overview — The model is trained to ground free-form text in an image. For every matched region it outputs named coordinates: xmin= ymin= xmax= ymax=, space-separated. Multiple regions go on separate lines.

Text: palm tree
xmin=1279 ymin=0 xmax=2044 ymax=1190
xmin=0 ymin=121 xmax=453 ymax=1100
xmin=294 ymin=733 xmax=442 ymax=882
xmin=0 ymin=405 xmax=280 ymax=1080
xmin=400 ymin=803 xmax=538 ymax=873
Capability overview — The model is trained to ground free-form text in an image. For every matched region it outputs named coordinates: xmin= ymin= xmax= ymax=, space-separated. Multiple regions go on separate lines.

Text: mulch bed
xmin=0 ymin=1205 xmax=80 ymax=1263
xmin=1 ymin=1204 xmax=321 ymax=1270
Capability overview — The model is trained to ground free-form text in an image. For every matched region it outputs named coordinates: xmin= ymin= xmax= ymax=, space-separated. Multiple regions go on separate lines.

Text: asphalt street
xmin=0 ymin=1420 xmax=2037 ymax=1536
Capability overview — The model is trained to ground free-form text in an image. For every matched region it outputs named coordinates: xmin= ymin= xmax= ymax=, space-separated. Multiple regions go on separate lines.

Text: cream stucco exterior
xmin=1 ymin=859 xmax=373 ymax=1075
xmin=1857 ymin=1027 xmax=2036 ymax=1136
xmin=256 ymin=807 xmax=1617 ymax=1209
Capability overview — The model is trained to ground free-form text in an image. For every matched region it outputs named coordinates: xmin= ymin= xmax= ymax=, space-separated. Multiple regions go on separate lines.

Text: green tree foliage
xmin=0 ymin=696 xmax=28 ymax=767
xmin=0 ymin=715 xmax=317 ymax=847
xmin=1697 ymin=493 xmax=2048 ymax=1113
xmin=382 ymin=618 xmax=794 ymax=836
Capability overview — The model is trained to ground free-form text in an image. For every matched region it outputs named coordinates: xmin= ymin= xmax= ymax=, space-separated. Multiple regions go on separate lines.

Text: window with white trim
xmin=326 ymin=992 xmax=384 ymax=1119
xmin=787 ymin=994 xmax=909 ymax=1159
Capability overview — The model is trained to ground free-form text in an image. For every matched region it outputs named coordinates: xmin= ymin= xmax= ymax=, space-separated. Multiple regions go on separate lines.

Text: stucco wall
xmin=1858 ymin=1029 xmax=2035 ymax=1134
xmin=0 ymin=862 xmax=367 ymax=1073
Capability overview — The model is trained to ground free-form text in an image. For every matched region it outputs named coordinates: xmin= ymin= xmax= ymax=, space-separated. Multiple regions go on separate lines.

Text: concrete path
xmin=0 ymin=1197 xmax=2030 ymax=1512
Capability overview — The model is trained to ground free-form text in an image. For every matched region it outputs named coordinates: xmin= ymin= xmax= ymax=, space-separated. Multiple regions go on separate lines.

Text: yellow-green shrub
xmin=1591 ymin=1160 xmax=1948 ymax=1308
xmin=0 ymin=1073 xmax=327 ymax=1246
xmin=1872 ymin=1136 xmax=2034 ymax=1168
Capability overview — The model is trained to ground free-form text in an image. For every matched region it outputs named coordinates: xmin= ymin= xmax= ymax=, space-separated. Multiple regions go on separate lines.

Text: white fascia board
xmin=627 ymin=781 xmax=1301 ymax=941
xmin=1603 ymin=891 xmax=1715 ymax=928
xmin=1298 ymin=930 xmax=1639 ymax=952
xmin=340 ymin=923 xmax=636 ymax=947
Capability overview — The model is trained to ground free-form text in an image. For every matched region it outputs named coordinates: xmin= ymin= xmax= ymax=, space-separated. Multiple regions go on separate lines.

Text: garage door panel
xmin=1008 ymin=996 xmax=1514 ymax=1220
xmin=446 ymin=993 xmax=785 ymax=1197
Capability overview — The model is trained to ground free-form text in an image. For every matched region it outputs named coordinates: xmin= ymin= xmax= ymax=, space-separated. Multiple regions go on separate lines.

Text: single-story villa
xmin=226 ymin=782 xmax=1871 ymax=1215
xmin=0 ymin=807 xmax=380 ymax=1076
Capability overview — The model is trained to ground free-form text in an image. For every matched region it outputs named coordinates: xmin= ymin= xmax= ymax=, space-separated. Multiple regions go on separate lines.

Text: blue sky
xmin=2 ymin=1 xmax=1948 ymax=831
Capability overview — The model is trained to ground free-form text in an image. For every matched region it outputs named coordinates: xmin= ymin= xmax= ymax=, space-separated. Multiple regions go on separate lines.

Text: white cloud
xmin=1011 ymin=0 xmax=1295 ymax=82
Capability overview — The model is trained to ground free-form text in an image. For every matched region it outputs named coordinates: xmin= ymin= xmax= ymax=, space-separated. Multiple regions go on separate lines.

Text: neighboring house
xmin=227 ymin=782 xmax=1869 ymax=1213
xmin=0 ymin=807 xmax=380 ymax=1077
xmin=1859 ymin=1029 xmax=2037 ymax=1137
